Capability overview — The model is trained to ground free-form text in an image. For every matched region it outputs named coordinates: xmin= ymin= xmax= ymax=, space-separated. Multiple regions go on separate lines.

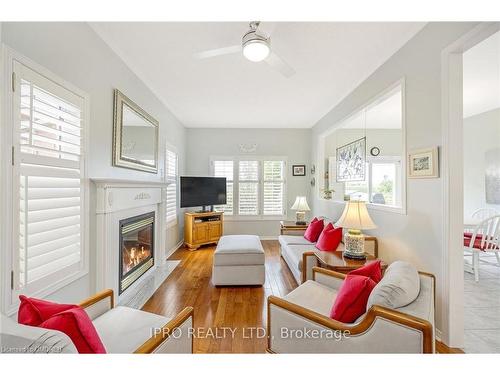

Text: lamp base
xmin=295 ymin=211 xmax=306 ymax=226
xmin=343 ymin=229 xmax=366 ymax=260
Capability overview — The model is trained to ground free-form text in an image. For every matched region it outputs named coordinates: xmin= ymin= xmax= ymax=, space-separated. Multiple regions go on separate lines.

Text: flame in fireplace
xmin=123 ymin=244 xmax=152 ymax=275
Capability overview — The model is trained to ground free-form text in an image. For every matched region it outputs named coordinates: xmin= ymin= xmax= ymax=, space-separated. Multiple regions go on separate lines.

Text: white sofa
xmin=0 ymin=289 xmax=193 ymax=354
xmin=267 ymin=266 xmax=435 ymax=353
xmin=279 ymin=223 xmax=378 ymax=284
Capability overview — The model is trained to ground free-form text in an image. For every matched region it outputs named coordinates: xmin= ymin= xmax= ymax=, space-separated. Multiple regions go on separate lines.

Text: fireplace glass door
xmin=119 ymin=212 xmax=154 ymax=294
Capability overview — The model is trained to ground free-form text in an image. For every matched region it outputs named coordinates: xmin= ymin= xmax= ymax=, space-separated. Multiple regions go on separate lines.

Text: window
xmin=345 ymin=158 xmax=401 ymax=206
xmin=323 ymin=82 xmax=405 ymax=213
xmin=12 ymin=60 xmax=87 ymax=296
xmin=165 ymin=148 xmax=178 ymax=226
xmin=213 ymin=160 xmax=233 ymax=214
xmin=210 ymin=157 xmax=286 ymax=217
xmin=238 ymin=160 xmax=259 ymax=215
xmin=263 ymin=160 xmax=285 ymax=215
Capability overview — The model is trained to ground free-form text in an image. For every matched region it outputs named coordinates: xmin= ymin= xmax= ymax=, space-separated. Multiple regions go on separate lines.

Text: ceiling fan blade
xmin=194 ymin=45 xmax=241 ymax=59
xmin=264 ymin=52 xmax=295 ymax=78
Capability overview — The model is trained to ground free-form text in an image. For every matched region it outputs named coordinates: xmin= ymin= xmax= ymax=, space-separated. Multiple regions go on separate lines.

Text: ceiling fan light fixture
xmin=243 ymin=39 xmax=270 ymax=62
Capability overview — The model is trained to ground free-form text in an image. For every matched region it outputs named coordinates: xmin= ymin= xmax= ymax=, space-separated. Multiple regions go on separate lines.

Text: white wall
xmin=1 ymin=22 xmax=187 ymax=304
xmin=186 ymin=128 xmax=311 ymax=237
xmin=310 ymin=22 xmax=478 ymax=334
xmin=463 ymin=108 xmax=500 ymax=218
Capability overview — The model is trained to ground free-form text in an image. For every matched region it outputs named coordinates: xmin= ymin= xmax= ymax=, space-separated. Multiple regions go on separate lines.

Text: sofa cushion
xmin=315 ymin=223 xmax=343 ymax=252
xmin=92 ymin=306 xmax=169 ymax=353
xmin=304 ymin=218 xmax=324 ymax=242
xmin=284 ymin=244 xmax=317 ymax=271
xmin=367 ymin=261 xmax=420 ymax=309
xmin=330 ymin=274 xmax=376 ymax=323
xmin=349 ymin=260 xmax=382 ymax=283
xmin=278 ymin=235 xmax=315 ymax=248
xmin=18 ymin=295 xmax=78 ymax=327
xmin=283 ymin=280 xmax=338 ymax=316
xmin=40 ymin=307 xmax=106 ymax=354
xmin=215 ymin=235 xmax=264 ymax=254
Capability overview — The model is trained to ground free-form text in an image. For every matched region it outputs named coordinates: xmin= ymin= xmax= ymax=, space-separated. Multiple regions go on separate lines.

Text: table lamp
xmin=291 ymin=196 xmax=310 ymax=225
xmin=335 ymin=200 xmax=376 ymax=259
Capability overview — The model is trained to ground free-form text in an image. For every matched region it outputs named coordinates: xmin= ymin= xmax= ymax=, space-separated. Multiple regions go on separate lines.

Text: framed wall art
xmin=408 ymin=147 xmax=439 ymax=178
xmin=292 ymin=165 xmax=306 ymax=176
xmin=336 ymin=137 xmax=366 ymax=182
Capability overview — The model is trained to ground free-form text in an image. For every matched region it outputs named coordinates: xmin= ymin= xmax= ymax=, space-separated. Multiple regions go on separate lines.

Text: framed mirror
xmin=113 ymin=89 xmax=159 ymax=173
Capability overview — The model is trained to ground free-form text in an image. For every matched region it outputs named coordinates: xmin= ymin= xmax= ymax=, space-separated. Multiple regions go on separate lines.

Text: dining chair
xmin=464 ymin=215 xmax=500 ymax=281
xmin=471 ymin=208 xmax=500 ymax=221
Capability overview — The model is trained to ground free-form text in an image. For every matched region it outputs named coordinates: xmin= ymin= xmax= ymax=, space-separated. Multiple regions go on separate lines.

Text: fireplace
xmin=119 ymin=212 xmax=155 ymax=294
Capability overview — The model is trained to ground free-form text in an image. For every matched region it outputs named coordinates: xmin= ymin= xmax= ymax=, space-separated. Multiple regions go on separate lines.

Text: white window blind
xmin=263 ymin=160 xmax=285 ymax=215
xmin=165 ymin=149 xmax=178 ymax=225
xmin=14 ymin=61 xmax=86 ymax=294
xmin=213 ymin=160 xmax=233 ymax=214
xmin=238 ymin=160 xmax=259 ymax=215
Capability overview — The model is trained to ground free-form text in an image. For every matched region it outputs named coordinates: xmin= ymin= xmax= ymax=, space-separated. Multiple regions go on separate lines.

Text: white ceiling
xmin=463 ymin=30 xmax=500 ymax=118
xmin=91 ymin=22 xmax=425 ymax=128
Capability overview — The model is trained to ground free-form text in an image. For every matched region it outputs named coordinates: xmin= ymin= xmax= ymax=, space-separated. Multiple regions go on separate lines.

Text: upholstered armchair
xmin=1 ymin=289 xmax=194 ymax=354
xmin=79 ymin=289 xmax=193 ymax=353
xmin=267 ymin=267 xmax=435 ymax=353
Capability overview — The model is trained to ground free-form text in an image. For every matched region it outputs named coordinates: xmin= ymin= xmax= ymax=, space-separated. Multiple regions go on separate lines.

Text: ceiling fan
xmin=194 ymin=21 xmax=295 ymax=78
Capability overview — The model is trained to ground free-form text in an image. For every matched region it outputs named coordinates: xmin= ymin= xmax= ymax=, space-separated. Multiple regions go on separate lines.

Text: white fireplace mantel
xmin=91 ymin=178 xmax=168 ymax=304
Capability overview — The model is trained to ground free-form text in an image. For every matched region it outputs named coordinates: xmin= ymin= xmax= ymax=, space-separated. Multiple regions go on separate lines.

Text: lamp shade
xmin=335 ymin=200 xmax=376 ymax=230
xmin=291 ymin=196 xmax=310 ymax=211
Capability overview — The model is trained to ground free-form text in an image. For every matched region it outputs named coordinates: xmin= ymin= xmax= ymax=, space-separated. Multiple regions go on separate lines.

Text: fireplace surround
xmin=94 ymin=178 xmax=168 ymax=305
xmin=119 ymin=212 xmax=155 ymax=294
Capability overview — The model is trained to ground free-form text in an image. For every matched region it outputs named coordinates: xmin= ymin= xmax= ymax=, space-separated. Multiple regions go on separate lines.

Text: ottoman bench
xmin=212 ymin=235 xmax=265 ymax=286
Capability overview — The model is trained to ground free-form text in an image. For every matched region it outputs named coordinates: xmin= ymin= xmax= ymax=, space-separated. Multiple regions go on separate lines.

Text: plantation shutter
xmin=213 ymin=160 xmax=233 ymax=214
xmin=238 ymin=160 xmax=259 ymax=215
xmin=263 ymin=160 xmax=285 ymax=215
xmin=14 ymin=61 xmax=86 ymax=293
xmin=165 ymin=149 xmax=178 ymax=225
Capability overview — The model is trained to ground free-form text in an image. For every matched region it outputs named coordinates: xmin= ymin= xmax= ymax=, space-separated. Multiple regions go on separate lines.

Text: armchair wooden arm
xmin=78 ymin=289 xmax=114 ymax=309
xmin=79 ymin=289 xmax=114 ymax=320
xmin=134 ymin=307 xmax=194 ymax=354
xmin=312 ymin=266 xmax=346 ymax=280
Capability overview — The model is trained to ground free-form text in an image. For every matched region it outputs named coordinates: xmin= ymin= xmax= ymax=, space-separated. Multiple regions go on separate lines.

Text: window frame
xmin=164 ymin=144 xmax=178 ymax=228
xmin=212 ymin=159 xmax=234 ymax=215
xmin=209 ymin=156 xmax=287 ymax=221
xmin=1 ymin=47 xmax=90 ymax=314
xmin=320 ymin=79 xmax=407 ymax=215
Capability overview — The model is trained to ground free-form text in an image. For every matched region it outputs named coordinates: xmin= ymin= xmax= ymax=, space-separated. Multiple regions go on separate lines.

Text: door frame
xmin=441 ymin=22 xmax=500 ymax=347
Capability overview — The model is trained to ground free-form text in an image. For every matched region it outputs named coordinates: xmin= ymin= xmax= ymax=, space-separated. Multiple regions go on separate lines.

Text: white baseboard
xmin=259 ymin=236 xmax=279 ymax=240
xmin=166 ymin=240 xmax=184 ymax=258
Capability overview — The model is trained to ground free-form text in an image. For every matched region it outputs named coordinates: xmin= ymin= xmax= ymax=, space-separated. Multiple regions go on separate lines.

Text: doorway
xmin=442 ymin=22 xmax=500 ymax=352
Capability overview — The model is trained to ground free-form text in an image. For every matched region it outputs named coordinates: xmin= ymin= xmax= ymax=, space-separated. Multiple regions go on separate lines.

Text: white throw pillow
xmin=367 ymin=261 xmax=420 ymax=309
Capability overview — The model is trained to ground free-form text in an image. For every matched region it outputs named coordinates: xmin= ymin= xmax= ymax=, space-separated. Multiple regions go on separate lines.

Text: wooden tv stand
xmin=184 ymin=211 xmax=223 ymax=250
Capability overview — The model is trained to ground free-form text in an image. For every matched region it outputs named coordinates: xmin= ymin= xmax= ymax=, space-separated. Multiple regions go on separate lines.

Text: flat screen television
xmin=180 ymin=176 xmax=227 ymax=210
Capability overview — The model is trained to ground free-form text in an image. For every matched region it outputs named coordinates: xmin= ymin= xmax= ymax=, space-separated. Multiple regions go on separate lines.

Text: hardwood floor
xmin=142 ymin=240 xmax=297 ymax=353
xmin=142 ymin=239 xmax=462 ymax=354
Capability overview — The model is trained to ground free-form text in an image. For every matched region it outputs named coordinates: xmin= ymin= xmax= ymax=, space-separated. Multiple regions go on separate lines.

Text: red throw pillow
xmin=348 ymin=260 xmax=383 ymax=283
xmin=330 ymin=274 xmax=376 ymax=323
xmin=18 ymin=295 xmax=78 ymax=326
xmin=315 ymin=223 xmax=343 ymax=251
xmin=40 ymin=307 xmax=106 ymax=354
xmin=303 ymin=217 xmax=324 ymax=242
